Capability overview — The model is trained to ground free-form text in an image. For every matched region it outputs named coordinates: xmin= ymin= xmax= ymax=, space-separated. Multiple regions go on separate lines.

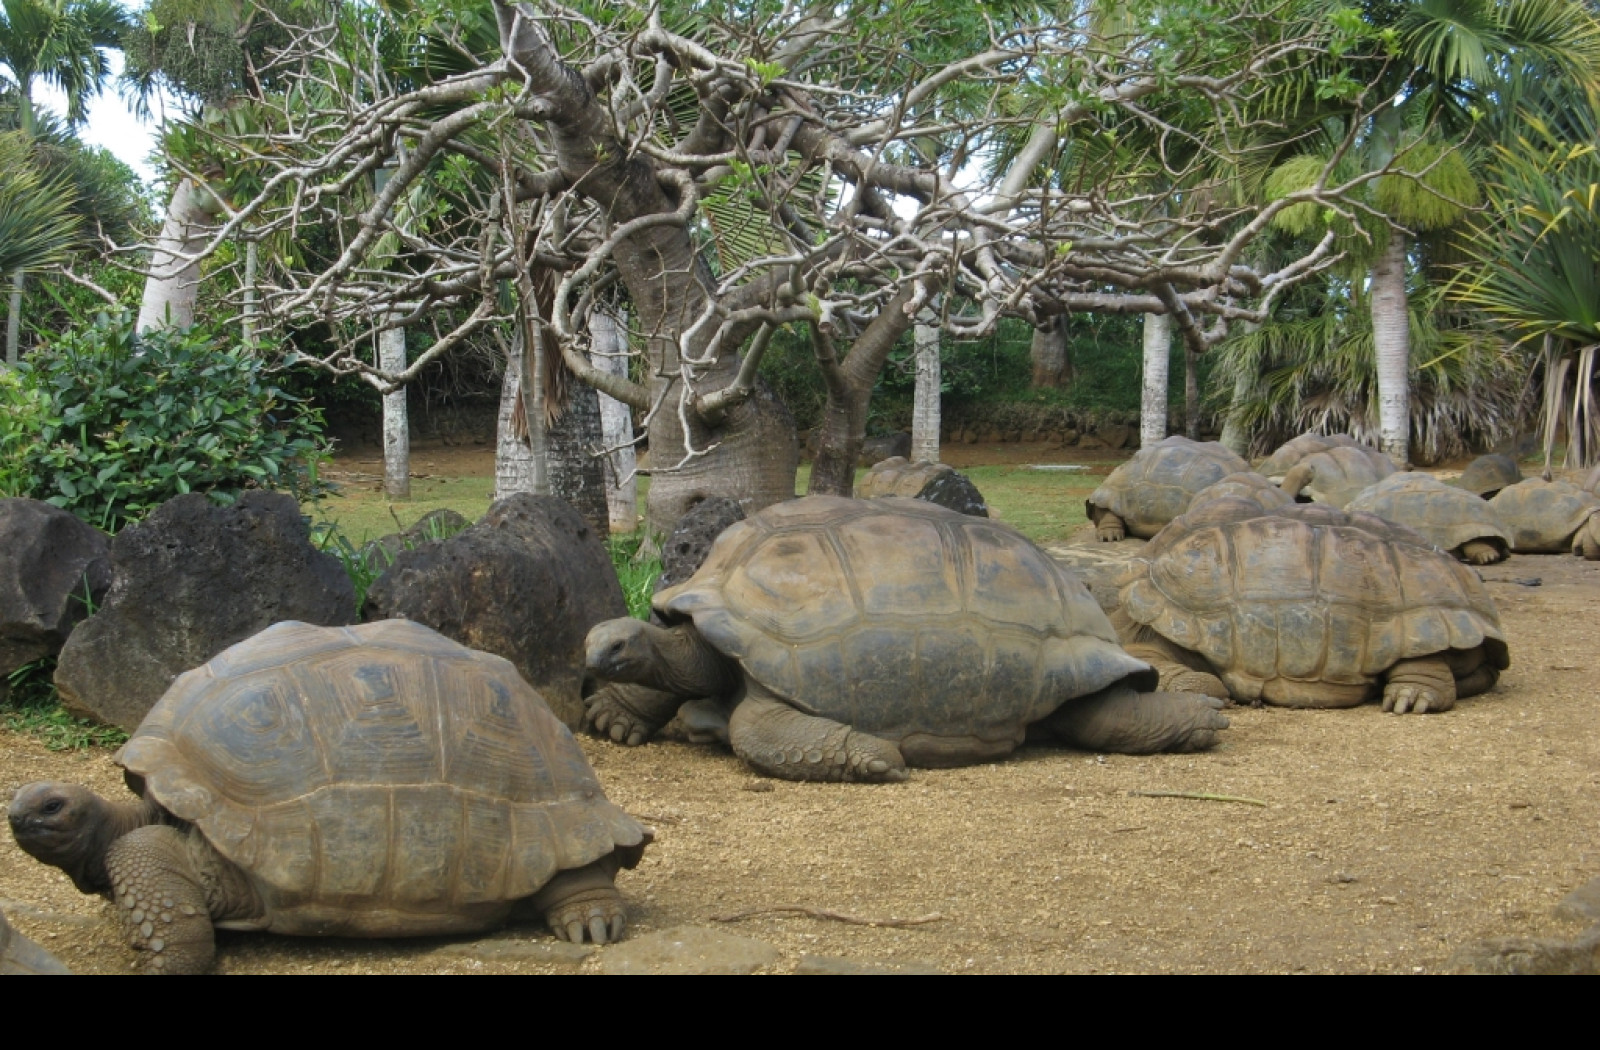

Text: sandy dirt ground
xmin=4 ymin=444 xmax=1598 ymax=973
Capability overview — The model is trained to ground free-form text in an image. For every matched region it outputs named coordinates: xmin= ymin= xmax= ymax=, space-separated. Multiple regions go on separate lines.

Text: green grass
xmin=2 ymin=658 xmax=129 ymax=752
xmin=608 ymin=532 xmax=663 ymax=619
xmin=304 ymin=475 xmax=497 ymax=546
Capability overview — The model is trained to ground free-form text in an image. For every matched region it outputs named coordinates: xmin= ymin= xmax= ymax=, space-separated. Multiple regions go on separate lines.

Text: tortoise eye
xmin=40 ymin=799 xmax=64 ymax=816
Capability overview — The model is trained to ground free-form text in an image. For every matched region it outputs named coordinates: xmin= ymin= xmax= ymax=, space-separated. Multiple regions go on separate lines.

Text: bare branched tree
xmin=152 ymin=0 xmax=1394 ymax=530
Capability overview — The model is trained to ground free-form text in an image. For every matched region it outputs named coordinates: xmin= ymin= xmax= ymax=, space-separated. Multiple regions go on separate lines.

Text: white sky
xmin=33 ymin=51 xmax=165 ymax=187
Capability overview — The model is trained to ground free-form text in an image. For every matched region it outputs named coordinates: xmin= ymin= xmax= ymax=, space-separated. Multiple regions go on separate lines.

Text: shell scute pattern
xmin=1088 ymin=436 xmax=1250 ymax=536
xmin=120 ymin=620 xmax=642 ymax=929
xmin=1258 ymin=433 xmax=1363 ymax=479
xmin=1122 ymin=500 xmax=1507 ymax=699
xmin=1346 ymin=473 xmax=1510 ymax=554
xmin=1489 ymin=479 xmax=1600 ymax=550
xmin=658 ymin=496 xmax=1146 ymax=743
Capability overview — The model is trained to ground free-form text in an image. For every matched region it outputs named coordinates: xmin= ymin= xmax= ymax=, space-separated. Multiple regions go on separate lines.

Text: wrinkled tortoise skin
xmin=1119 ymin=500 xmax=1508 ymax=705
xmin=1086 ymin=436 xmax=1251 ymax=539
xmin=656 ymin=496 xmax=1153 ymax=758
xmin=119 ymin=619 xmax=648 ymax=938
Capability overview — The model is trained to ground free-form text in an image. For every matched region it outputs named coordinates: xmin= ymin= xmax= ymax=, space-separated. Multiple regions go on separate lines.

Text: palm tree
xmin=1250 ymin=0 xmax=1600 ymax=464
xmin=0 ymin=129 xmax=77 ymax=277
xmin=0 ymin=0 xmax=127 ymax=363
xmin=1453 ymin=79 xmax=1600 ymax=468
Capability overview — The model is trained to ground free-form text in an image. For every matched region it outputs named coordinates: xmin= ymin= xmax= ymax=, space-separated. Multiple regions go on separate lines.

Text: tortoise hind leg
xmin=729 ymin=689 xmax=906 ymax=782
xmin=104 ymin=826 xmax=217 ymax=975
xmin=1047 ymin=684 xmax=1229 ymax=754
xmin=1382 ymin=656 xmax=1457 ymax=714
xmin=530 ymin=859 xmax=627 ymax=944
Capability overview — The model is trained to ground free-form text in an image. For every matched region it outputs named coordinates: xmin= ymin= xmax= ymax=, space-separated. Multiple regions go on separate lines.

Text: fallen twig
xmin=712 ymin=905 xmax=944 ymax=928
xmin=1129 ymin=790 xmax=1268 ymax=807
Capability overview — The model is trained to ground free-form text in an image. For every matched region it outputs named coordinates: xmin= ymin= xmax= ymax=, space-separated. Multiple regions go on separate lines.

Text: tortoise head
xmin=586 ymin=618 xmax=661 ymax=684
xmin=1280 ymin=461 xmax=1315 ymax=502
xmin=8 ymin=782 xmax=114 ymax=889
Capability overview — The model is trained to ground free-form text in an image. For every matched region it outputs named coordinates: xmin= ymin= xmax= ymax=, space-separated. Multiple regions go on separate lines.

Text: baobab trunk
xmin=547 ymin=380 xmax=609 ymax=535
xmin=1371 ymin=235 xmax=1411 ymax=465
xmin=495 ymin=323 xmax=546 ymax=498
xmin=912 ymin=317 xmax=941 ymax=463
xmin=1184 ymin=342 xmax=1200 ymax=441
xmin=1030 ymin=317 xmax=1072 ymax=389
xmin=589 ymin=309 xmax=638 ymax=532
xmin=1141 ymin=312 xmax=1171 ymax=448
xmin=137 ymin=178 xmax=224 ymax=333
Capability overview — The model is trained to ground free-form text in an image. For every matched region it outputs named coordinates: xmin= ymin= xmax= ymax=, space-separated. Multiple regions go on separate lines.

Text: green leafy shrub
xmin=0 ymin=315 xmax=333 ymax=531
xmin=608 ymin=532 xmax=662 ymax=621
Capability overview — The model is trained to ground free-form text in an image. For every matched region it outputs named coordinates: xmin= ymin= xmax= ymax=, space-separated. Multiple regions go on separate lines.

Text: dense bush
xmin=0 ymin=315 xmax=332 ymax=531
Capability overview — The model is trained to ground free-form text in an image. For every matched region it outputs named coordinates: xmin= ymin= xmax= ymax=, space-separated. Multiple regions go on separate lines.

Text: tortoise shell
xmin=0 ymin=907 xmax=70 ymax=974
xmin=117 ymin=619 xmax=647 ymax=937
xmin=1282 ymin=445 xmax=1395 ymax=506
xmin=1453 ymin=454 xmax=1522 ymax=499
xmin=655 ymin=496 xmax=1153 ymax=749
xmin=855 ymin=457 xmax=948 ymax=499
xmin=1257 ymin=433 xmax=1365 ymax=480
xmin=1488 ymin=479 xmax=1600 ymax=551
xmin=1346 ymin=473 xmax=1511 ymax=557
xmin=1086 ymin=436 xmax=1250 ymax=538
xmin=1187 ymin=471 xmax=1294 ymax=516
xmin=1118 ymin=499 xmax=1508 ymax=702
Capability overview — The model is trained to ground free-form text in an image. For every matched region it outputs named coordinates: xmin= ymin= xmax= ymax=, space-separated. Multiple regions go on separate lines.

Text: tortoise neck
xmin=649 ymin=623 xmax=738 ymax=698
xmin=75 ymin=797 xmax=166 ymax=894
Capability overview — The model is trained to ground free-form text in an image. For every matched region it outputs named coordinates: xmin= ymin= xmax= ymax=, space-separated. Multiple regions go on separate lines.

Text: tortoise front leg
xmin=1457 ymin=539 xmax=1505 ymax=565
xmin=104 ymin=826 xmax=216 ymax=975
xmin=531 ymin=859 xmax=627 ymax=944
xmin=728 ymin=689 xmax=906 ymax=783
xmin=585 ymin=683 xmax=684 ymax=746
xmin=1382 ymin=656 xmax=1457 ymax=714
xmin=1046 ymin=684 xmax=1229 ymax=754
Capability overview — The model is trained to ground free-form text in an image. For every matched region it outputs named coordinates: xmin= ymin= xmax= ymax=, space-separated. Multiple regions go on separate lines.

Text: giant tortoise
xmin=1279 ymin=445 xmax=1396 ymax=507
xmin=585 ymin=497 xmax=1228 ymax=782
xmin=1488 ymin=479 xmax=1600 ymax=558
xmin=1345 ymin=472 xmax=1512 ymax=564
xmin=8 ymin=619 xmax=649 ymax=974
xmin=1086 ymin=436 xmax=1250 ymax=541
xmin=1452 ymin=454 xmax=1522 ymax=500
xmin=1113 ymin=499 xmax=1509 ymax=714
xmin=1257 ymin=433 xmax=1366 ymax=481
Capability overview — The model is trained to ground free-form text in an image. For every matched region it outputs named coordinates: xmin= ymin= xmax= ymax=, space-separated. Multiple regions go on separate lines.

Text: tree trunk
xmin=809 ymin=286 xmax=919 ymax=496
xmin=1030 ymin=316 xmax=1072 ymax=389
xmin=1371 ymin=234 xmax=1411 ymax=465
xmin=589 ymin=309 xmax=638 ymax=532
xmin=1141 ymin=312 xmax=1171 ymax=448
xmin=495 ymin=322 xmax=542 ymax=498
xmin=379 ymin=323 xmax=410 ymax=500
xmin=137 ymin=178 xmax=224 ymax=333
xmin=497 ymin=6 xmax=794 ymax=533
xmin=242 ymin=239 xmax=258 ymax=345
xmin=5 ymin=272 xmax=21 ymax=366
xmin=1184 ymin=341 xmax=1200 ymax=441
xmin=1218 ymin=369 xmax=1255 ymax=456
xmin=912 ymin=317 xmax=941 ymax=463
xmin=547 ymin=378 xmax=610 ymax=535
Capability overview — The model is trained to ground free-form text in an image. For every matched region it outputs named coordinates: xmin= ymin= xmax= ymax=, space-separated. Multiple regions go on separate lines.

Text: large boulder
xmin=54 ymin=492 xmax=357 ymax=731
xmin=655 ymin=496 xmax=747 ymax=592
xmin=363 ymin=493 xmax=625 ymax=728
xmin=0 ymin=499 xmax=112 ymax=701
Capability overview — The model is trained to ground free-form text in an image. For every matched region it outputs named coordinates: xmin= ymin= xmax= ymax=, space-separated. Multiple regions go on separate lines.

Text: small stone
xmin=1555 ymin=876 xmax=1600 ymax=923
xmin=795 ymin=954 xmax=943 ymax=975
xmin=1447 ymin=929 xmax=1600 ymax=974
xmin=741 ymin=781 xmax=775 ymax=793
xmin=600 ymin=925 xmax=780 ymax=975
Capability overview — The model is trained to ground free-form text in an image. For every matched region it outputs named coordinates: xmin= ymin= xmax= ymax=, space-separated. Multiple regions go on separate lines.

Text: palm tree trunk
xmin=547 ymin=380 xmax=609 ymax=534
xmin=1184 ymin=342 xmax=1200 ymax=440
xmin=495 ymin=322 xmax=542 ymax=498
xmin=1218 ymin=370 xmax=1255 ymax=456
xmin=1371 ymin=234 xmax=1411 ymax=465
xmin=912 ymin=317 xmax=941 ymax=463
xmin=5 ymin=273 xmax=21 ymax=365
xmin=379 ymin=323 xmax=410 ymax=500
xmin=1141 ymin=312 xmax=1171 ymax=448
xmin=137 ymin=178 xmax=223 ymax=333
